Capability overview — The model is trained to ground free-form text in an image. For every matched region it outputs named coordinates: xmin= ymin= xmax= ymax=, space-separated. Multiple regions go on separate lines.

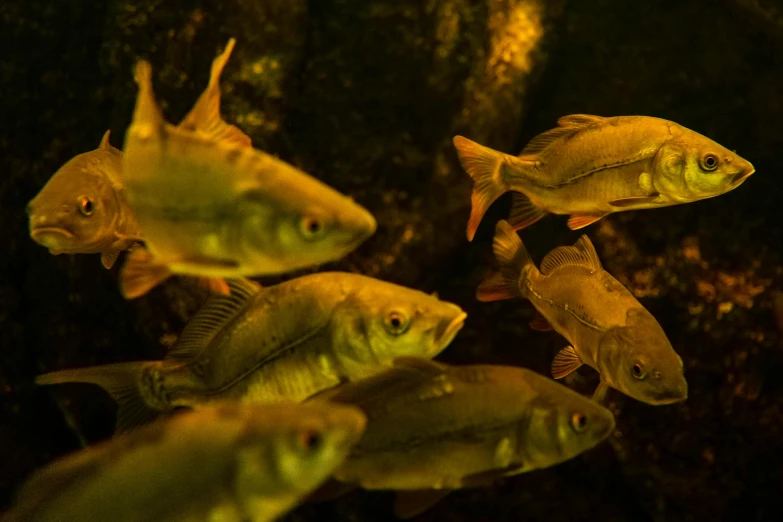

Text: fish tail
xmin=453 ymin=136 xmax=511 ymax=242
xmin=36 ymin=362 xmax=162 ymax=433
xmin=476 ymin=220 xmax=532 ymax=302
xmin=119 ymin=246 xmax=172 ymax=299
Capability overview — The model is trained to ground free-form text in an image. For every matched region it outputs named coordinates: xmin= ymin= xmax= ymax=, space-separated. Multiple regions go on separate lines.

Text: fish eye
xmin=78 ymin=196 xmax=94 ymax=216
xmin=632 ymin=362 xmax=646 ymax=380
xmin=299 ymin=215 xmax=327 ymax=240
xmin=570 ymin=412 xmax=589 ymax=433
xmin=383 ymin=310 xmax=410 ymax=335
xmin=700 ymin=153 xmax=719 ymax=172
xmin=296 ymin=430 xmax=323 ymax=453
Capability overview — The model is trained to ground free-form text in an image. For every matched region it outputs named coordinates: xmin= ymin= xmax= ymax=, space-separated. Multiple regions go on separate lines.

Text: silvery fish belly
xmin=477 ymin=220 xmax=688 ymax=406
xmin=1 ymin=402 xmax=366 ymax=522
xmin=315 ymin=358 xmax=614 ymax=518
xmin=35 ymin=273 xmax=467 ymax=433
xmin=119 ymin=38 xmax=376 ymax=298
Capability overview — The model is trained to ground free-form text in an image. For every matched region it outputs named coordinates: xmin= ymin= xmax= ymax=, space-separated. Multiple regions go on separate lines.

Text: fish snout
xmin=433 ymin=309 xmax=467 ymax=353
xmin=730 ymin=159 xmax=755 ymax=187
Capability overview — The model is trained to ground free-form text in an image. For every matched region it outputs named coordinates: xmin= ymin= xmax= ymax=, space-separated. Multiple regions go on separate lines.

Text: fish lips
xmin=730 ymin=166 xmax=755 ymax=187
xmin=649 ymin=382 xmax=688 ymax=405
xmin=433 ymin=311 xmax=468 ymax=353
xmin=30 ymin=226 xmax=76 ymax=251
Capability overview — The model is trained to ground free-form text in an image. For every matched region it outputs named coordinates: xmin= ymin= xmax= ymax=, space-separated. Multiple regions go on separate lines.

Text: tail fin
xmin=476 ymin=220 xmax=532 ymax=302
xmin=119 ymin=246 xmax=172 ymax=299
xmin=453 ymin=136 xmax=509 ymax=242
xmin=36 ymin=362 xmax=161 ymax=434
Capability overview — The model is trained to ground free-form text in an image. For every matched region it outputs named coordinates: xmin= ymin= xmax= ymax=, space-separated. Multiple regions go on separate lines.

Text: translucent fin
xmin=539 ymin=235 xmax=602 ymax=275
xmin=36 ymin=362 xmax=161 ymax=433
xmin=567 ymin=213 xmax=607 ymax=230
xmin=195 ymin=276 xmax=231 ymax=296
xmin=394 ymin=490 xmax=452 ymax=519
xmin=119 ymin=246 xmax=171 ymax=299
xmin=508 ymin=192 xmax=546 ymax=231
xmin=476 ymin=271 xmax=515 ymax=302
xmin=165 ymin=277 xmax=262 ymax=363
xmin=551 ymin=346 xmax=582 ymax=379
xmin=477 ymin=220 xmax=529 ymax=302
xmin=101 ymin=250 xmax=119 ymax=269
xmin=592 ymin=378 xmax=610 ymax=404
xmin=608 ymin=194 xmax=659 ymax=208
xmin=529 ymin=311 xmax=553 ymax=332
xmin=452 ymin=135 xmax=508 ymax=242
xmin=557 ymin=114 xmax=606 ymax=127
xmin=178 ymin=38 xmax=252 ymax=148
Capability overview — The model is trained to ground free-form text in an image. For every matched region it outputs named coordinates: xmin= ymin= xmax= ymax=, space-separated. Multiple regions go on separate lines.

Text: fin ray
xmin=567 ymin=213 xmax=607 ymax=230
xmin=119 ymin=246 xmax=171 ymax=299
xmin=551 ymin=346 xmax=582 ymax=379
xmin=507 ymin=192 xmax=547 ymax=231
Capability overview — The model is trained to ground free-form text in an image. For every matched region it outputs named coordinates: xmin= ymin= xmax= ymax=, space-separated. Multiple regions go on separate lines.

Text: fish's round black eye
xmin=700 ymin=153 xmax=719 ymax=172
xmin=571 ymin=412 xmax=589 ymax=433
xmin=632 ymin=362 xmax=645 ymax=379
xmin=384 ymin=311 xmax=409 ymax=335
xmin=298 ymin=430 xmax=323 ymax=452
xmin=79 ymin=196 xmax=94 ymax=216
xmin=300 ymin=216 xmax=325 ymax=239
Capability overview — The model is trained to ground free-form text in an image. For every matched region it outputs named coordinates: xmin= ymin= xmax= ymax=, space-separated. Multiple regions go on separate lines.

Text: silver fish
xmin=36 ymin=273 xmax=466 ymax=433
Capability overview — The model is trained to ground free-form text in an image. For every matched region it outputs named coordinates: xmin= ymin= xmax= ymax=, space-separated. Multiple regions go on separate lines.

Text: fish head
xmin=601 ymin=309 xmax=688 ymax=405
xmin=27 ymin=149 xmax=125 ymax=255
xmin=333 ymin=278 xmax=466 ymax=371
xmin=247 ymin=176 xmax=377 ymax=271
xmin=235 ymin=402 xmax=366 ymax=496
xmin=653 ymin=126 xmax=755 ymax=201
xmin=523 ymin=371 xmax=615 ymax=468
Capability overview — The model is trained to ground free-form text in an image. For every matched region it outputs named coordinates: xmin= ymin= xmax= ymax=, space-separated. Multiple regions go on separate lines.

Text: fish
xmin=477 ymin=220 xmax=688 ymax=405
xmin=26 ymin=131 xmax=143 ymax=269
xmin=120 ymin=38 xmax=377 ymax=299
xmin=35 ymin=273 xmax=467 ymax=433
xmin=453 ymin=114 xmax=755 ymax=240
xmin=1 ymin=401 xmax=365 ymax=522
xmin=308 ymin=357 xmax=615 ymax=519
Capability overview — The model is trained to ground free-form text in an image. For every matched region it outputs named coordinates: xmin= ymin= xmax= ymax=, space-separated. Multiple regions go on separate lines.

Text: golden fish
xmin=120 ymin=39 xmax=377 ymax=298
xmin=453 ymin=114 xmax=755 ymax=240
xmin=1 ymin=402 xmax=365 ymax=522
xmin=311 ymin=357 xmax=614 ymax=519
xmin=477 ymin=220 xmax=688 ymax=405
xmin=26 ymin=131 xmax=143 ymax=269
xmin=36 ymin=274 xmax=466 ymax=433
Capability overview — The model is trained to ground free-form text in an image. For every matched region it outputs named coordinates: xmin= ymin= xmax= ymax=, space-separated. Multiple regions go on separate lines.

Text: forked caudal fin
xmin=476 ymin=220 xmax=532 ymax=302
xmin=36 ymin=362 xmax=161 ymax=434
xmin=452 ymin=136 xmax=511 ymax=242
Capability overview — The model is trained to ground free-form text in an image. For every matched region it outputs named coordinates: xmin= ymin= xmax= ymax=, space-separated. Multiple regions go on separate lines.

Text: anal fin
xmin=567 ymin=213 xmax=608 ymax=230
xmin=529 ymin=311 xmax=553 ymax=332
xmin=551 ymin=345 xmax=582 ymax=379
xmin=394 ymin=489 xmax=452 ymax=519
xmin=119 ymin=247 xmax=172 ymax=299
xmin=508 ymin=192 xmax=546 ymax=231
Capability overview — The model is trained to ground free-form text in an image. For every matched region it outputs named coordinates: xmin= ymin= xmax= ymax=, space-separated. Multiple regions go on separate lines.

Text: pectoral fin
xmin=567 ymin=213 xmax=607 ymax=230
xmin=608 ymin=194 xmax=660 ymax=208
xmin=195 ymin=277 xmax=231 ymax=295
xmin=551 ymin=346 xmax=582 ymax=379
xmin=592 ymin=379 xmax=610 ymax=404
xmin=119 ymin=246 xmax=172 ymax=299
xmin=529 ymin=311 xmax=553 ymax=332
xmin=394 ymin=489 xmax=452 ymax=519
xmin=462 ymin=462 xmax=525 ymax=487
xmin=101 ymin=250 xmax=120 ymax=269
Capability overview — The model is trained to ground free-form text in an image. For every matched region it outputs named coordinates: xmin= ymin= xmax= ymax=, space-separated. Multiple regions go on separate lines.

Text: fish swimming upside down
xmin=453 ymin=114 xmax=755 ymax=240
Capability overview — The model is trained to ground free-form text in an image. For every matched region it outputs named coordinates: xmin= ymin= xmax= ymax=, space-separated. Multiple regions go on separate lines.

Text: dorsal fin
xmin=178 ymin=38 xmax=252 ymax=148
xmin=539 ymin=234 xmax=602 ymax=275
xmin=98 ymin=130 xmax=122 ymax=156
xmin=557 ymin=114 xmax=606 ymax=127
xmin=520 ymin=114 xmax=605 ymax=156
xmin=165 ymin=277 xmax=262 ymax=362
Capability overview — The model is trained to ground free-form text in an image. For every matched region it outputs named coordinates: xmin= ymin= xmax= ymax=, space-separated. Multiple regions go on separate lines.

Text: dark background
xmin=2 ymin=0 xmax=783 ymax=520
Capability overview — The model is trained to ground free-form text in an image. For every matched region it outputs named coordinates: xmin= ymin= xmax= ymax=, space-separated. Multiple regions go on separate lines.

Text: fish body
xmin=477 ymin=220 xmax=687 ymax=405
xmin=454 ymin=114 xmax=755 ymax=239
xmin=2 ymin=402 xmax=366 ymax=522
xmin=314 ymin=357 xmax=614 ymax=518
xmin=36 ymin=273 xmax=466 ymax=432
xmin=26 ymin=131 xmax=143 ymax=269
xmin=120 ymin=39 xmax=376 ymax=298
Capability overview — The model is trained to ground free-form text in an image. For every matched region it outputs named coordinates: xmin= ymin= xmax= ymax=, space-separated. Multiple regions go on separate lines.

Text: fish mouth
xmin=31 ymin=226 xmax=75 ymax=240
xmin=650 ymin=385 xmax=688 ymax=405
xmin=434 ymin=311 xmax=468 ymax=352
xmin=731 ymin=167 xmax=755 ymax=187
